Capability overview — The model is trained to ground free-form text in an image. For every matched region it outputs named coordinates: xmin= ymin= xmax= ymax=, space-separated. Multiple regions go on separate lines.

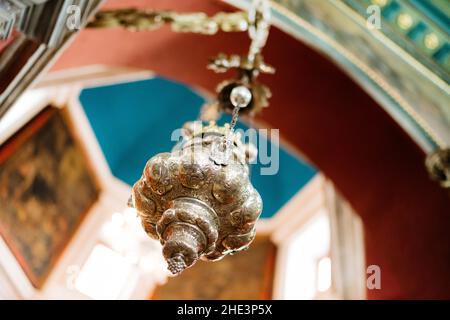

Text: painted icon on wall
xmin=152 ymin=236 xmax=276 ymax=299
xmin=0 ymin=107 xmax=99 ymax=288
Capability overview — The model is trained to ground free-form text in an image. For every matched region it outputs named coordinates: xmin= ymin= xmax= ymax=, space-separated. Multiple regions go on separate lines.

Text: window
xmin=282 ymin=212 xmax=331 ymax=299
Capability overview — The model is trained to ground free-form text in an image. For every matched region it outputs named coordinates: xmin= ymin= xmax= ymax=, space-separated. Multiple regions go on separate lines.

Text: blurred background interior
xmin=0 ymin=0 xmax=449 ymax=299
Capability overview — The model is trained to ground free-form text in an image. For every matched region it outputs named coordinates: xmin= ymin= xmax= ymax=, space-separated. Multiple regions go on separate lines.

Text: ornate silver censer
xmin=130 ymin=121 xmax=263 ymax=274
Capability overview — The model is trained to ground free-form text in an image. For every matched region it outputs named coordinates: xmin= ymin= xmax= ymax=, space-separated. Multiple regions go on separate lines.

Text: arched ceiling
xmin=51 ymin=0 xmax=450 ymax=299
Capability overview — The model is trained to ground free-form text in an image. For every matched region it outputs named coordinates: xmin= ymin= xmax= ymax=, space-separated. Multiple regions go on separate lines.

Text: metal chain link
xmin=247 ymin=0 xmax=271 ymax=63
xmin=228 ymin=0 xmax=271 ymax=130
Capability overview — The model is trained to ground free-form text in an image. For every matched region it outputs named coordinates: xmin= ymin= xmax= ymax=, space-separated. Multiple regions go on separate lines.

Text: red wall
xmin=52 ymin=0 xmax=450 ymax=299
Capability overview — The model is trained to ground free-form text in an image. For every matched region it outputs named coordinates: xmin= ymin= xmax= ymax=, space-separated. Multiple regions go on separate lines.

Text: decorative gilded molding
xmin=345 ymin=0 xmax=450 ymax=81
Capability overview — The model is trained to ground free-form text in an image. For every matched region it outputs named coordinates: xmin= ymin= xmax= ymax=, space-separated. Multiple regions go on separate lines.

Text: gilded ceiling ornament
xmin=209 ymin=53 xmax=275 ymax=117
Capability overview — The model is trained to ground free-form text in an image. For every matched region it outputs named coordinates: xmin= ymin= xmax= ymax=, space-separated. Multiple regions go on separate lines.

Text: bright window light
xmin=282 ymin=212 xmax=330 ymax=299
xmin=75 ymin=244 xmax=135 ymax=300
xmin=317 ymin=257 xmax=332 ymax=292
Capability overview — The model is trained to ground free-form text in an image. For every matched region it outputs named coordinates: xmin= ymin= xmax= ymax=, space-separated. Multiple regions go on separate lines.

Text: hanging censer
xmin=90 ymin=0 xmax=274 ymax=275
